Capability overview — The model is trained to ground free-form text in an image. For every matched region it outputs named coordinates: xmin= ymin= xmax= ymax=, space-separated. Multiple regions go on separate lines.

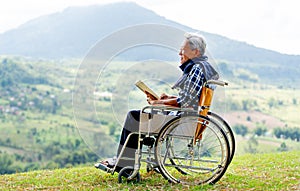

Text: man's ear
xmin=195 ymin=49 xmax=201 ymax=57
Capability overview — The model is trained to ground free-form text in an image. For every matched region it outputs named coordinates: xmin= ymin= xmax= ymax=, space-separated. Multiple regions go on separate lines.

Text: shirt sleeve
xmin=177 ymin=65 xmax=205 ymax=108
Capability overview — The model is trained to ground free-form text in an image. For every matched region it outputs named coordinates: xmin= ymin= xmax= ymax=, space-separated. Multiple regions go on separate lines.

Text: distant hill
xmin=0 ymin=2 xmax=299 ymax=85
xmin=0 ymin=2 xmax=181 ymax=59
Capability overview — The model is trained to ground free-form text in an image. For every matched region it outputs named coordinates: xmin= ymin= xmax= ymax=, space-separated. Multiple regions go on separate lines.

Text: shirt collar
xmin=179 ymin=59 xmax=195 ymax=74
xmin=179 ymin=59 xmax=191 ymax=72
xmin=179 ymin=55 xmax=208 ymax=74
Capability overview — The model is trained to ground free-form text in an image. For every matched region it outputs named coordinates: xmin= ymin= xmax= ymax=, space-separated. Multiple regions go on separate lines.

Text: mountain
xmin=0 ymin=3 xmax=183 ymax=59
xmin=0 ymin=2 xmax=299 ymax=84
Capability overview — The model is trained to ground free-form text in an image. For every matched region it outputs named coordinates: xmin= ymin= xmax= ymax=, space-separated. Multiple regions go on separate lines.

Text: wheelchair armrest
xmin=206 ymin=79 xmax=228 ymax=86
xmin=141 ymin=105 xmax=196 ymax=114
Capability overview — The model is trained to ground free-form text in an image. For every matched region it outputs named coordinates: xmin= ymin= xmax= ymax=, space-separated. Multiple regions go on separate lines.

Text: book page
xmin=135 ymin=80 xmax=159 ymax=100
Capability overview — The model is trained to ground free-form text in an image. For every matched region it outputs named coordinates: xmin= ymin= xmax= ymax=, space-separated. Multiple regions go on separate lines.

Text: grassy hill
xmin=0 ymin=151 xmax=299 ymax=190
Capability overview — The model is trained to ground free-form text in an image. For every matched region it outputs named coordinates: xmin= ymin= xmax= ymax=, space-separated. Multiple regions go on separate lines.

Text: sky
xmin=0 ymin=0 xmax=299 ymax=55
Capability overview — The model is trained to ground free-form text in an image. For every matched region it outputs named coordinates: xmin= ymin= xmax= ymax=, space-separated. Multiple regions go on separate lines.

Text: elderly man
xmin=95 ymin=32 xmax=219 ymax=172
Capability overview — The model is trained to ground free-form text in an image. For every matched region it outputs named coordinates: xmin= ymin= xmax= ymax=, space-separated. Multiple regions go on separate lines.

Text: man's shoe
xmin=94 ymin=157 xmax=116 ymax=172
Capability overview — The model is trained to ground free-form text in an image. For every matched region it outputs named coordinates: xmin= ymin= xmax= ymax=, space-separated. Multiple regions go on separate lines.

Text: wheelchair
xmin=99 ymin=80 xmax=235 ymax=185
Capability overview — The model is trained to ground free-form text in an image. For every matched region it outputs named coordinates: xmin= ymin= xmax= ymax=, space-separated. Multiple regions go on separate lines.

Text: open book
xmin=135 ymin=80 xmax=159 ymax=100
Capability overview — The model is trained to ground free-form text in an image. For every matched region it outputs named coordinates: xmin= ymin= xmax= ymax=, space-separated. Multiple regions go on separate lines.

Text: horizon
xmin=0 ymin=0 xmax=299 ymax=55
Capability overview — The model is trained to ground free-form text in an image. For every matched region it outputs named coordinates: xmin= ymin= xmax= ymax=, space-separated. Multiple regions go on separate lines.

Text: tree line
xmin=233 ymin=124 xmax=300 ymax=142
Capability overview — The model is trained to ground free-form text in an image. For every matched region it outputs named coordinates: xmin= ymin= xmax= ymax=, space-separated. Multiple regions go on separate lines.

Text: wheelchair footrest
xmin=94 ymin=163 xmax=113 ymax=173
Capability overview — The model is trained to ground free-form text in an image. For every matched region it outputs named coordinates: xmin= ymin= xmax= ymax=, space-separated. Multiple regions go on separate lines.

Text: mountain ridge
xmin=0 ymin=2 xmax=176 ymax=58
xmin=0 ymin=2 xmax=299 ymax=85
xmin=0 ymin=2 xmax=298 ymax=60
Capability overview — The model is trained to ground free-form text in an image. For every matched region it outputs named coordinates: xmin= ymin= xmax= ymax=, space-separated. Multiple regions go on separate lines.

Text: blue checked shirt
xmin=173 ymin=56 xmax=219 ymax=110
xmin=176 ymin=64 xmax=205 ymax=109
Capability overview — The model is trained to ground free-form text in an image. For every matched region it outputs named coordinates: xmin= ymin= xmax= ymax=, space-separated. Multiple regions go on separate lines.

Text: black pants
xmin=116 ymin=110 xmax=141 ymax=172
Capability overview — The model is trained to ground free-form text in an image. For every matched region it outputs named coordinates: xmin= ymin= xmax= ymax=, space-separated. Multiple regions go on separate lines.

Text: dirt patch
xmin=258 ymin=139 xmax=281 ymax=147
xmin=223 ymin=111 xmax=286 ymax=130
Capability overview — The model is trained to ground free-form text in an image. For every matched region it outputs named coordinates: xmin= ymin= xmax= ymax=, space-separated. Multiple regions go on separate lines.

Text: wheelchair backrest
xmin=198 ymin=85 xmax=214 ymax=117
xmin=194 ymin=85 xmax=214 ymax=143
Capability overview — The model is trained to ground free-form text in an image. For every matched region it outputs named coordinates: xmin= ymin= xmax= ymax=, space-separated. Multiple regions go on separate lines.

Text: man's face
xmin=179 ymin=40 xmax=199 ymax=64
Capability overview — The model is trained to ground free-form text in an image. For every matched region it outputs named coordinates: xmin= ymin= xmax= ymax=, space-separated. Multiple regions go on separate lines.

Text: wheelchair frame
xmin=98 ymin=80 xmax=235 ymax=185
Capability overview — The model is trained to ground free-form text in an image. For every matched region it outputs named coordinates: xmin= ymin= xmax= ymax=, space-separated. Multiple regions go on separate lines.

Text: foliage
xmin=0 ymin=58 xmax=50 ymax=87
xmin=0 ymin=153 xmax=17 ymax=174
xmin=233 ymin=124 xmax=249 ymax=137
xmin=277 ymin=142 xmax=289 ymax=152
xmin=274 ymin=127 xmax=300 ymax=142
xmin=244 ymin=136 xmax=258 ymax=153
xmin=0 ymin=56 xmax=103 ymax=175
xmin=225 ymin=98 xmax=258 ymax=111
xmin=253 ymin=126 xmax=267 ymax=136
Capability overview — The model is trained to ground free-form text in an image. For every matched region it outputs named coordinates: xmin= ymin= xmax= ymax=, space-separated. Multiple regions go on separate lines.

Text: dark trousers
xmin=116 ymin=110 xmax=141 ymax=171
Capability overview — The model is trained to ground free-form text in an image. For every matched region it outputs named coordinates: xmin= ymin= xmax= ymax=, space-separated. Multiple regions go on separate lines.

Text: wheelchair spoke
xmin=155 ymin=115 xmax=230 ymax=185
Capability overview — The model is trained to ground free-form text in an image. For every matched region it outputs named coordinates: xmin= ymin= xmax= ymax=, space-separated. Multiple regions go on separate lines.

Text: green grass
xmin=0 ymin=151 xmax=299 ymax=191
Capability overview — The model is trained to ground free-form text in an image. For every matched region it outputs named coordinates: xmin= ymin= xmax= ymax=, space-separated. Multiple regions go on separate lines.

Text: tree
xmin=254 ymin=126 xmax=267 ymax=136
xmin=289 ymin=128 xmax=300 ymax=142
xmin=273 ymin=127 xmax=283 ymax=139
xmin=277 ymin=142 xmax=288 ymax=152
xmin=109 ymin=122 xmax=117 ymax=136
xmin=0 ymin=154 xmax=15 ymax=174
xmin=244 ymin=136 xmax=258 ymax=153
xmin=292 ymin=98 xmax=297 ymax=105
xmin=218 ymin=62 xmax=233 ymax=77
xmin=273 ymin=127 xmax=300 ymax=141
xmin=268 ymin=97 xmax=276 ymax=108
xmin=233 ymin=124 xmax=249 ymax=137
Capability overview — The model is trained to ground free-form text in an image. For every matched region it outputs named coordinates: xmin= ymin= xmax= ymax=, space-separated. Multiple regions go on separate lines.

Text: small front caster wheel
xmin=118 ymin=166 xmax=141 ymax=183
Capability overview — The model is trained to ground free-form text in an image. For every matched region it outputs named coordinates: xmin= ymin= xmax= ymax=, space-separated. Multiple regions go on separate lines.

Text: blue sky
xmin=0 ymin=0 xmax=299 ymax=55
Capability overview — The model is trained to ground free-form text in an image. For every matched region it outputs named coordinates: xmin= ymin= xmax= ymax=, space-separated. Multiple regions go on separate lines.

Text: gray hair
xmin=184 ymin=32 xmax=207 ymax=56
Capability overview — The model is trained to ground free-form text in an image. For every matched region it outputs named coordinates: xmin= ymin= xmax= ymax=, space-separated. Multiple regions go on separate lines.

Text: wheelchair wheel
xmin=208 ymin=111 xmax=235 ymax=163
xmin=118 ymin=167 xmax=141 ymax=184
xmin=154 ymin=114 xmax=230 ymax=185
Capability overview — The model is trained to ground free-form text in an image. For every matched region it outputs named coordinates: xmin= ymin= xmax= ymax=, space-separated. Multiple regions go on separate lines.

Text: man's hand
xmin=145 ymin=91 xmax=164 ymax=105
xmin=160 ymin=93 xmax=177 ymax=100
xmin=160 ymin=93 xmax=169 ymax=100
xmin=145 ymin=91 xmax=157 ymax=101
xmin=145 ymin=91 xmax=178 ymax=106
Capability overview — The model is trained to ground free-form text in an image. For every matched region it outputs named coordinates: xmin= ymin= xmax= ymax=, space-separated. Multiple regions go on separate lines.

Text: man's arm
xmin=148 ymin=97 xmax=179 ymax=107
xmin=146 ymin=92 xmax=179 ymax=107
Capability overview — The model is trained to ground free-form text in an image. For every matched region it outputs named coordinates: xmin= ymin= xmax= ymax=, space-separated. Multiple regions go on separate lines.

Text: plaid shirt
xmin=176 ymin=63 xmax=205 ymax=109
